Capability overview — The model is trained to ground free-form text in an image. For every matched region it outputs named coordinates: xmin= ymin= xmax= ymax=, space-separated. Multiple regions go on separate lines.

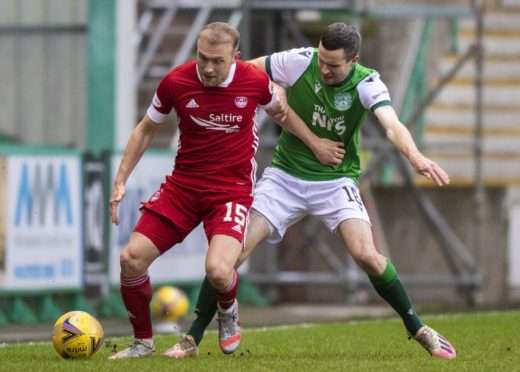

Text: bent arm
xmin=278 ymin=107 xmax=345 ymax=167
xmin=374 ymin=105 xmax=450 ymax=186
xmin=251 ymin=55 xmax=344 ymax=166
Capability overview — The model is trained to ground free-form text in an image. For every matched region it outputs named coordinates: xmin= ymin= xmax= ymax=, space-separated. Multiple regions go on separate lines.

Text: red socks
xmin=120 ymin=272 xmax=153 ymax=339
xmin=216 ymin=270 xmax=239 ymax=310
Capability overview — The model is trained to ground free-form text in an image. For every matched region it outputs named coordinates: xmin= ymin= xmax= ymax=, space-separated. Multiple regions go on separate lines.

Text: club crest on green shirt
xmin=334 ymin=92 xmax=353 ymax=111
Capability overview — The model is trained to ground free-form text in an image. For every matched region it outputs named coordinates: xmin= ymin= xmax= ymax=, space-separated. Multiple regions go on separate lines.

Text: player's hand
xmin=310 ymin=138 xmax=345 ymax=167
xmin=109 ymin=182 xmax=126 ymax=225
xmin=411 ymin=154 xmax=450 ymax=186
xmin=266 ymin=83 xmax=288 ymax=123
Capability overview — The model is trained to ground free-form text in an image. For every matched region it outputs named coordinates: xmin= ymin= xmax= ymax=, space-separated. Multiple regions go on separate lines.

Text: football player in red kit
xmin=108 ymin=22 xmax=344 ymax=359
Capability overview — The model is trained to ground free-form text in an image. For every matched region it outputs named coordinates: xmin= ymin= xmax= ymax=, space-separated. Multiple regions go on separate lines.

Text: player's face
xmin=318 ymin=42 xmax=359 ymax=86
xmin=197 ymin=37 xmax=238 ymax=87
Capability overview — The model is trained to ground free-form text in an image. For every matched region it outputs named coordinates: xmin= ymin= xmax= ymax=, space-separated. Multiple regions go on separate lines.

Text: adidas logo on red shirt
xmin=186 ymin=99 xmax=199 ymax=108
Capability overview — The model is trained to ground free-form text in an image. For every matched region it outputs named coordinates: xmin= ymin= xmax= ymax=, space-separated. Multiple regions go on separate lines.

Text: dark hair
xmin=320 ymin=23 xmax=361 ymax=61
xmin=200 ymin=22 xmax=241 ymax=51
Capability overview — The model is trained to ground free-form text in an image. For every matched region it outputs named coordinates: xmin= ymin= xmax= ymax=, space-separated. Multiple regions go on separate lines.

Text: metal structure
xmin=135 ymin=0 xmax=485 ymax=304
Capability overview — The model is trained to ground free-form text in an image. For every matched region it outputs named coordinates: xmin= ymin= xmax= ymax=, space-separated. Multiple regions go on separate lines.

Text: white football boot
xmin=412 ymin=325 xmax=456 ymax=359
xmin=217 ymin=300 xmax=241 ymax=354
xmin=163 ymin=334 xmax=200 ymax=358
xmin=108 ymin=338 xmax=155 ymax=360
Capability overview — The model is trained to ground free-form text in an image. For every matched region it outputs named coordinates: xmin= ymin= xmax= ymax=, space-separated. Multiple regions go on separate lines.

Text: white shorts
xmin=252 ymin=167 xmax=371 ymax=244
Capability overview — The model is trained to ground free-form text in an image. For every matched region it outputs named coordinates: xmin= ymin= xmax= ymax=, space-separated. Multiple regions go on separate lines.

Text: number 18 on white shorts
xmin=251 ymin=167 xmax=371 ymax=244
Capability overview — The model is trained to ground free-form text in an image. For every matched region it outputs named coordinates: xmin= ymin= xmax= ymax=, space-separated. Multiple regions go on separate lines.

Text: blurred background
xmin=1 ymin=0 xmax=520 ymax=331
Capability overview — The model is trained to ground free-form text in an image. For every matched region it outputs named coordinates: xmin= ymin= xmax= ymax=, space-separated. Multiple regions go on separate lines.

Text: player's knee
xmin=353 ymin=251 xmax=382 ymax=275
xmin=206 ymin=262 xmax=232 ymax=290
xmin=120 ymin=246 xmax=147 ymax=276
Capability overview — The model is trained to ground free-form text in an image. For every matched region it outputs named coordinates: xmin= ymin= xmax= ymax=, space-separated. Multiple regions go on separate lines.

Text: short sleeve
xmin=266 ymin=47 xmax=314 ymax=87
xmin=357 ymin=72 xmax=392 ymax=111
xmin=146 ymin=75 xmax=175 ymax=123
xmin=258 ymin=74 xmax=275 ymax=110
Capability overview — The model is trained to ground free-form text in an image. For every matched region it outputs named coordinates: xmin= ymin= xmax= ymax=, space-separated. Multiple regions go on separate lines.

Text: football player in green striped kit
xmin=169 ymin=22 xmax=456 ymax=360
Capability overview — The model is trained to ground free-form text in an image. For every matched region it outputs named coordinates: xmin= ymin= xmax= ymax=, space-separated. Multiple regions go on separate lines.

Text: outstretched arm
xmin=109 ymin=114 xmax=160 ymax=225
xmin=374 ymin=105 xmax=450 ymax=186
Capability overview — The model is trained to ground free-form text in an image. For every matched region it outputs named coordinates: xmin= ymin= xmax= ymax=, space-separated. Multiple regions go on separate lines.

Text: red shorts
xmin=134 ymin=180 xmax=253 ymax=254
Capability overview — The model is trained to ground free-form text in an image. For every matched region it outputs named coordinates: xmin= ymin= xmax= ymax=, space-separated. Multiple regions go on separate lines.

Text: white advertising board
xmin=3 ymin=155 xmax=82 ymax=290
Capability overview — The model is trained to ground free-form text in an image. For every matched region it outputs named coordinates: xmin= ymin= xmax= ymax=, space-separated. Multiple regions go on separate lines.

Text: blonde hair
xmin=199 ymin=22 xmax=240 ymax=52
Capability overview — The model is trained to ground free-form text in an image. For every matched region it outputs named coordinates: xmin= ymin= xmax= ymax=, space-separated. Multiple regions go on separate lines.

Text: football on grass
xmin=151 ymin=285 xmax=190 ymax=322
xmin=52 ymin=310 xmax=104 ymax=359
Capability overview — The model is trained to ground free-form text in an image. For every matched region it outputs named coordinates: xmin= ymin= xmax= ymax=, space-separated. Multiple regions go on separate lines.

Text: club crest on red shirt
xmin=235 ymin=96 xmax=248 ymax=108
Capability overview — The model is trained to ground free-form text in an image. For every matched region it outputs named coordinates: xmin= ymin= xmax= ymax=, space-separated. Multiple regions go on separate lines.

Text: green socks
xmin=187 ymin=276 xmax=218 ymax=345
xmin=369 ymin=260 xmax=423 ymax=336
xmin=188 ymin=261 xmax=423 ymax=343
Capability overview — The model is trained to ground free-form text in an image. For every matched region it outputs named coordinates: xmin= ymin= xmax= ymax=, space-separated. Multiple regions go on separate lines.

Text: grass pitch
xmin=1 ymin=310 xmax=519 ymax=371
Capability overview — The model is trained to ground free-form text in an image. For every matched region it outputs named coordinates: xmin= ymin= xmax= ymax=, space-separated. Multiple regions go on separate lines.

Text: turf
xmin=1 ymin=310 xmax=519 ymax=371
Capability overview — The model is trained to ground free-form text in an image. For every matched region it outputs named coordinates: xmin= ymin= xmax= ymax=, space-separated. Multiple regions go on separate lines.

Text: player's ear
xmin=235 ymin=51 xmax=241 ymax=60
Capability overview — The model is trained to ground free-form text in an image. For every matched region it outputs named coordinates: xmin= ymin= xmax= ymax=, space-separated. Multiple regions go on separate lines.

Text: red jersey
xmin=147 ymin=60 xmax=274 ymax=192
